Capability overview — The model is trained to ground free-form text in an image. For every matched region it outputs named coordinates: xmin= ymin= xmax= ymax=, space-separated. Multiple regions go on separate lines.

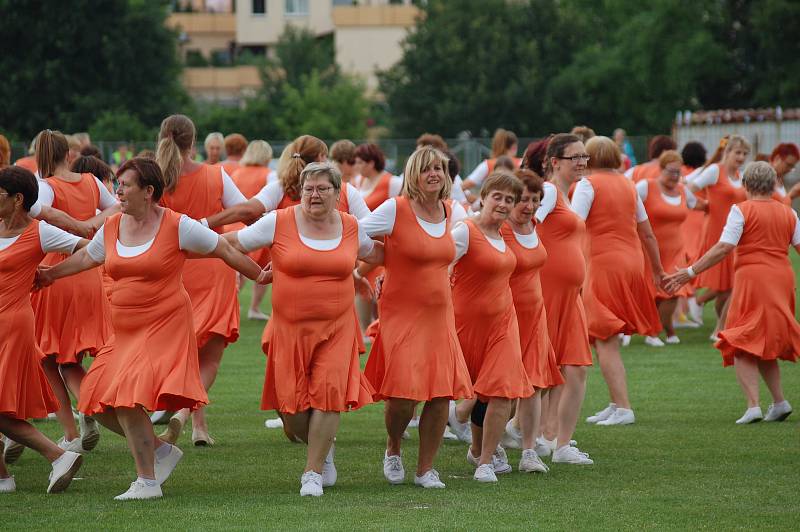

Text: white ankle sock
xmin=138 ymin=476 xmax=158 ymax=487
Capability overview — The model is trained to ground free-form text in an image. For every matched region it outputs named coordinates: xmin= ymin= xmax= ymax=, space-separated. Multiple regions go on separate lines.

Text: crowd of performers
xmin=0 ymin=120 xmax=798 ymax=499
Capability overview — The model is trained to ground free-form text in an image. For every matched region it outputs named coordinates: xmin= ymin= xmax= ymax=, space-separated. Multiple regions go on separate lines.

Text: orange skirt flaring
xmin=182 ymin=258 xmax=239 ymax=348
xmin=542 ymin=286 xmax=592 ymax=366
xmin=516 ymin=305 xmax=565 ymax=389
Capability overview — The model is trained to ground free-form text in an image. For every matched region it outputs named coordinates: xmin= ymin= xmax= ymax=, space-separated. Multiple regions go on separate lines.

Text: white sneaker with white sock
xmin=596 ymin=407 xmax=635 ymax=426
xmin=621 ymin=334 xmax=631 ymax=347
xmin=47 ymin=451 xmax=83 ymax=493
xmin=447 ymin=401 xmax=472 ymax=444
xmin=247 ymin=308 xmax=270 ymax=321
xmin=688 ymin=297 xmax=704 ymax=324
xmin=644 ymin=336 xmax=665 ymax=347
xmin=735 ymin=406 xmax=764 ymax=424
xmin=665 ymin=335 xmax=680 ymax=344
xmin=500 ymin=419 xmax=522 ymax=449
xmin=407 ymin=417 xmax=420 ymax=429
xmin=383 ymin=452 xmax=405 ymax=485
xmin=0 ymin=476 xmax=15 ymax=493
xmin=299 ymin=471 xmax=323 ymax=497
xmin=57 ymin=437 xmax=84 ymax=454
xmin=519 ymin=449 xmax=549 ymax=473
xmin=586 ymin=403 xmax=617 ymax=424
xmin=466 ymin=446 xmax=511 ymax=474
xmin=322 ymin=445 xmax=337 ymax=487
xmin=114 ymin=478 xmax=163 ymax=500
xmin=764 ymin=401 xmax=792 ymax=422
xmin=264 ymin=417 xmax=284 ymax=429
xmin=442 ymin=425 xmax=459 ymax=440
xmin=414 ymin=469 xmax=445 ymax=489
xmin=154 ymin=443 xmax=183 ymax=485
xmin=473 ymin=463 xmax=497 ymax=483
xmin=552 ymin=444 xmax=594 ymax=465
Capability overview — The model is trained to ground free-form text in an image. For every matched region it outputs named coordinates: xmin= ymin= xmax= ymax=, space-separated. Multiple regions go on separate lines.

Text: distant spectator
xmin=137 ymin=149 xmax=156 ymax=159
xmin=204 ymin=132 xmax=224 ymax=165
xmin=111 ymin=143 xmax=132 ymax=170
xmin=613 ymin=128 xmax=637 ymax=168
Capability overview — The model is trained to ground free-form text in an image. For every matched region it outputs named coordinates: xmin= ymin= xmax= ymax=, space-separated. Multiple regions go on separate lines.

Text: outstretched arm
xmin=36 ymin=247 xmax=102 ymax=288
xmin=663 ymin=242 xmax=734 ymax=293
xmin=205 ymin=198 xmax=265 ymax=229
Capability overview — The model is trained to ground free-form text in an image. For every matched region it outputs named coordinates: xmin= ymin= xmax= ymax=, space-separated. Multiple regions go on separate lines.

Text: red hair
xmin=355 ymin=143 xmax=386 ymax=172
xmin=770 ymin=143 xmax=800 ymax=161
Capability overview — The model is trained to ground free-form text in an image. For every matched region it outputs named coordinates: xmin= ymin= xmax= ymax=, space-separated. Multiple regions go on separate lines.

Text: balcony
xmin=182 ymin=66 xmax=262 ymax=103
xmin=166 ymin=13 xmax=236 ymax=34
xmin=332 ymin=5 xmax=419 ymax=27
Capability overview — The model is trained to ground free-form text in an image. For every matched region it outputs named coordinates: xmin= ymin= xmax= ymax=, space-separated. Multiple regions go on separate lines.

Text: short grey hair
xmin=742 ymin=161 xmax=776 ymax=196
xmin=204 ymin=132 xmax=224 ymax=148
xmin=299 ymin=161 xmax=342 ymax=191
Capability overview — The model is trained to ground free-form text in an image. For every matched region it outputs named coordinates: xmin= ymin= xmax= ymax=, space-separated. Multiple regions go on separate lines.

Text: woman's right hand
xmin=34 ymin=265 xmax=56 ymax=291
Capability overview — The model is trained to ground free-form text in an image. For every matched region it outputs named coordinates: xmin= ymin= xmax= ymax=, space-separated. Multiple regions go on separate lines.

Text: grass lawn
xmin=2 ymin=280 xmax=798 ymax=531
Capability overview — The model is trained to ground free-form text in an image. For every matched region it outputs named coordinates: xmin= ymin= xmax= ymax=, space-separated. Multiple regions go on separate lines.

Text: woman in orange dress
xmin=0 ymin=166 xmax=85 ymax=494
xmin=666 ymin=162 xmax=799 ymax=424
xmin=534 ymin=134 xmax=593 ymax=465
xmin=677 ymin=141 xmax=708 ymax=327
xmin=452 ymin=172 xmax=532 ymax=483
xmin=574 ymin=136 xmax=664 ymax=427
xmin=28 ymin=130 xmax=117 ymax=454
xmin=38 ymin=157 xmax=267 ymax=500
xmin=225 ymin=162 xmax=381 ymax=497
xmin=500 ymin=169 xmax=563 ymax=473
xmin=359 ymin=147 xmax=473 ymax=489
xmin=769 ymin=143 xmax=800 ymax=204
xmin=688 ymin=135 xmax=750 ymax=339
xmin=153 ymin=115 xmax=252 ymax=446
xmin=229 ymin=140 xmax=276 ymax=321
xmin=637 ymin=150 xmax=704 ymax=345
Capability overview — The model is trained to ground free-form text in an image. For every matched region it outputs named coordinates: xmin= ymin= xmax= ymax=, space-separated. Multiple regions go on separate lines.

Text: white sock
xmin=138 ymin=476 xmax=158 ymax=487
xmin=155 ymin=442 xmax=171 ymax=460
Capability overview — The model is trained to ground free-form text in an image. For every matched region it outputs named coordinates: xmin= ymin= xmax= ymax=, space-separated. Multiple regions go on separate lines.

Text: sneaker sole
xmin=81 ymin=430 xmax=100 ymax=452
xmin=765 ymin=411 xmax=792 ymax=422
xmin=4 ymin=445 xmax=25 ymax=464
xmin=48 ymin=455 xmax=83 ymax=494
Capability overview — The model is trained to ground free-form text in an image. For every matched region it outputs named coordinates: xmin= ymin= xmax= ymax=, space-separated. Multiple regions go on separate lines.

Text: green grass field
xmin=2 ymin=281 xmax=799 ymax=531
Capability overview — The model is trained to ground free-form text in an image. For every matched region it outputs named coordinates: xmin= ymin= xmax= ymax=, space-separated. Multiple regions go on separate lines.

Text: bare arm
xmin=361 ymin=240 xmax=384 ymax=265
xmin=85 ymin=204 xmax=122 ymax=232
xmin=37 ymin=206 xmax=96 ymax=238
xmin=206 ymin=236 xmax=264 ymax=282
xmin=36 ymin=247 xmax=102 ymax=288
xmin=664 ymin=242 xmax=734 ymax=293
xmin=205 ymin=198 xmax=265 ymax=229
xmin=222 ymin=231 xmax=248 ymax=254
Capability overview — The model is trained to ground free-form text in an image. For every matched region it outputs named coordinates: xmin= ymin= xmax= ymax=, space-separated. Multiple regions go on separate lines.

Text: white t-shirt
xmin=0 ymin=221 xmax=81 ymax=253
xmin=451 ymin=221 xmax=505 ymax=264
xmin=571 ymin=178 xmax=648 ymax=222
xmin=219 ymin=168 xmax=248 ymax=207
xmin=29 ymin=175 xmax=118 ymax=218
xmin=691 ymin=164 xmax=743 ymax=190
xmin=719 ymin=204 xmax=800 ymax=246
xmin=361 ymin=198 xmax=466 ymax=238
xmin=451 ymin=175 xmax=467 ymax=203
xmin=511 ymin=227 xmax=540 ymax=249
xmin=635 ymin=179 xmax=698 ymax=208
xmin=465 ymin=160 xmax=490 ymax=187
xmin=86 ymin=214 xmax=219 ymax=262
xmin=236 ymin=210 xmax=375 ymax=257
xmin=534 ymin=182 xmax=558 ymax=224
xmin=252 ymin=182 xmax=371 ymax=220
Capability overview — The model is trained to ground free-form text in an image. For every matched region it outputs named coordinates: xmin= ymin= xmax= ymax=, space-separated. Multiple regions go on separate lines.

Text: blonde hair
xmin=277 ymin=135 xmax=328 ymax=200
xmin=28 ymin=132 xmax=41 ymax=155
xmin=299 ymin=162 xmax=342 ymax=191
xmin=240 ymin=140 xmax=273 ymax=167
xmin=65 ymin=135 xmax=81 ymax=151
xmin=658 ymin=150 xmax=683 ymax=169
xmin=724 ymin=135 xmax=751 ymax=158
xmin=586 ymin=136 xmax=622 ymax=170
xmin=742 ymin=161 xmax=776 ymax=196
xmin=36 ymin=129 xmax=69 ymax=178
xmin=204 ymin=132 xmax=224 ymax=149
xmin=491 ymin=128 xmax=518 ymax=158
xmin=156 ymin=114 xmax=195 ymax=192
xmin=73 ymin=132 xmax=90 ymax=147
xmin=480 ymin=171 xmax=523 ymax=203
xmin=401 ymin=146 xmax=452 ymax=201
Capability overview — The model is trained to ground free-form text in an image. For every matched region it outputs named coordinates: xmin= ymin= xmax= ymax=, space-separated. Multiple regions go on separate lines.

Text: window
xmin=252 ymin=0 xmax=265 ymax=14
xmin=285 ymin=0 xmax=308 ymax=16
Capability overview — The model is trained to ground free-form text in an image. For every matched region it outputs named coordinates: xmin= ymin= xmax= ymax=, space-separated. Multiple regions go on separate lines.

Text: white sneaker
xmin=442 ymin=426 xmax=459 ymax=440
xmin=247 ymin=309 xmax=270 ymax=321
xmin=0 ymin=476 xmax=15 ymax=493
xmin=519 ymin=449 xmax=549 ymax=473
xmin=673 ymin=315 xmax=701 ymax=329
xmin=322 ymin=445 xmax=337 ymax=487
xmin=709 ymin=333 xmax=720 ymax=342
xmin=500 ymin=419 xmax=522 ymax=450
xmin=665 ymin=335 xmax=680 ymax=345
xmin=264 ymin=417 xmax=284 ymax=429
xmin=154 ymin=444 xmax=183 ymax=485
xmin=2 ymin=437 xmax=25 ymax=464
xmin=150 ymin=410 xmax=174 ymax=425
xmin=644 ymin=336 xmax=665 ymax=347
xmin=114 ymin=479 xmax=163 ymax=500
xmin=402 ymin=430 xmax=411 ymax=440
xmin=764 ymin=401 xmax=792 ymax=422
xmin=552 ymin=444 xmax=594 ymax=465
xmin=383 ymin=452 xmax=405 ymax=485
xmin=735 ymin=406 xmax=764 ymax=424
xmin=299 ymin=471 xmax=323 ymax=497
xmin=596 ymin=407 xmax=635 ymax=426
xmin=57 ymin=437 xmax=85 ymax=453
xmin=414 ymin=469 xmax=445 ymax=489
xmin=447 ymin=401 xmax=472 ymax=444
xmin=407 ymin=417 xmax=420 ymax=429
xmin=535 ymin=436 xmax=554 ymax=457
xmin=466 ymin=446 xmax=511 ymax=474
xmin=79 ymin=414 xmax=101 ymax=452
xmin=586 ymin=403 xmax=617 ymax=424
xmin=621 ymin=334 xmax=631 ymax=347
xmin=473 ymin=463 xmax=497 ymax=483
xmin=47 ymin=451 xmax=83 ymax=493
xmin=688 ymin=298 xmax=704 ymax=324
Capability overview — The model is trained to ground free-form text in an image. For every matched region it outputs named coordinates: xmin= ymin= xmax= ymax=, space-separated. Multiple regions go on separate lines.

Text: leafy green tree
xmin=88 ymin=110 xmax=155 ymax=141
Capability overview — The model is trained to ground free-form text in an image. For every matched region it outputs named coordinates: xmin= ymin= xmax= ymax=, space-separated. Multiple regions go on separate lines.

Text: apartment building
xmin=167 ymin=0 xmax=418 ymax=103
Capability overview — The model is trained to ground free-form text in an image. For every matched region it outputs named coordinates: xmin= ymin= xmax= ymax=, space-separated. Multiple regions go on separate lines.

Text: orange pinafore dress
xmin=680 ymin=166 xmax=706 ymax=272
xmin=78 ymin=210 xmax=208 ymax=414
xmin=696 ymin=164 xmax=746 ymax=292
xmin=537 ymin=189 xmax=592 ymax=366
xmin=229 ymin=166 xmax=272 ymax=266
xmin=31 ymin=174 xmax=112 ymax=363
xmin=364 ymin=197 xmax=473 ymax=401
xmin=0 ymin=221 xmax=60 ymax=419
xmin=501 ymin=223 xmax=564 ymax=389
xmin=260 ymin=207 xmax=374 ymax=414
xmin=642 ymin=179 xmax=692 ymax=299
xmin=14 ymin=156 xmax=37 ymax=174
xmin=452 ymin=220 xmax=532 ymax=400
xmin=582 ymin=171 xmax=661 ymax=341
xmin=631 ymin=161 xmax=660 ymax=183
xmin=361 ymin=172 xmax=393 ymax=287
xmin=161 ymin=164 xmax=238 ymax=348
xmin=716 ymin=200 xmax=800 ymax=367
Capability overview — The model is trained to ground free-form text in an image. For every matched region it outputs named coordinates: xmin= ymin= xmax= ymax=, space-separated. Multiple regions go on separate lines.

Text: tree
xmin=0 ymin=0 xmax=187 ymax=140
xmin=88 ymin=110 xmax=155 ymax=141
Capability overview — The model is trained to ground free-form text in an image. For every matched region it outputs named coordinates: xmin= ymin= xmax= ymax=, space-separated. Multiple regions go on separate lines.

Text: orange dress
xmin=14 ymin=156 xmax=37 ymax=174
xmin=31 ymin=174 xmax=112 ymax=363
xmin=696 ymin=164 xmax=746 ymax=292
xmin=78 ymin=210 xmax=208 ymax=414
xmin=0 ymin=221 xmax=60 ymax=419
xmin=452 ymin=220 xmax=532 ymax=400
xmin=221 ymin=160 xmax=240 ymax=177
xmin=260 ymin=208 xmax=374 ymax=414
xmin=161 ymin=164 xmax=238 ymax=348
xmin=501 ymin=224 xmax=564 ymax=389
xmin=537 ymin=189 xmax=592 ymax=366
xmin=717 ymin=200 xmax=800 ymax=366
xmin=364 ymin=197 xmax=473 ymax=401
xmin=582 ymin=171 xmax=661 ymax=341
xmin=642 ymin=180 xmax=692 ymax=299
xmin=631 ymin=160 xmax=660 ymax=182
xmin=680 ymin=166 xmax=706 ymax=266
xmin=229 ymin=165 xmax=272 ymax=266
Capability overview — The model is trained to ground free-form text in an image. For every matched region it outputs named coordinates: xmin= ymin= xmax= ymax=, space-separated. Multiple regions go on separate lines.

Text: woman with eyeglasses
xmin=224 ymin=162 xmax=382 ymax=497
xmin=575 ymin=136 xmax=663 ymax=427
xmin=769 ymin=143 xmax=800 ymax=204
xmin=636 ymin=150 xmax=704 ymax=345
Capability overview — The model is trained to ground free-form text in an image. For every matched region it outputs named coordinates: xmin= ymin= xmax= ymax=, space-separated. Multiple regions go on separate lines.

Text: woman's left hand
xmin=34 ymin=265 xmax=56 ymax=291
xmin=662 ymin=269 xmax=691 ymax=293
xmin=255 ymin=263 xmax=273 ymax=285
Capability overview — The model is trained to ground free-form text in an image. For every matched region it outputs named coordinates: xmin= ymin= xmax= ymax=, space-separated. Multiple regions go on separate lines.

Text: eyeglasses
xmin=664 ymin=169 xmax=682 ymax=176
xmin=0 ymin=192 xmax=9 ymax=196
xmin=557 ymin=155 xmax=590 ymax=163
xmin=301 ymin=186 xmax=335 ymax=196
